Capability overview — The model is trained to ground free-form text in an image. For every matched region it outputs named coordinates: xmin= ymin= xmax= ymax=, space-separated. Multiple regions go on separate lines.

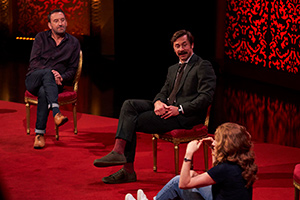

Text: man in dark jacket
xmin=25 ymin=9 xmax=80 ymax=149
xmin=94 ymin=30 xmax=216 ymax=184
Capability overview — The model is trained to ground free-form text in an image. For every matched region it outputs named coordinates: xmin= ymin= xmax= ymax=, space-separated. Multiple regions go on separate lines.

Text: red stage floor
xmin=0 ymin=100 xmax=299 ymax=200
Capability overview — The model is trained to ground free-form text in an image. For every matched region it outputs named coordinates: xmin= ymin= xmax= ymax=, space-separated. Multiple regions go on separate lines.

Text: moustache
xmin=178 ymin=51 xmax=188 ymax=56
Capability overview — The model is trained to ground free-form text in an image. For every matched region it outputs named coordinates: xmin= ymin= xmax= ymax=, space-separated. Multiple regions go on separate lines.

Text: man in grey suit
xmin=93 ymin=30 xmax=216 ymax=184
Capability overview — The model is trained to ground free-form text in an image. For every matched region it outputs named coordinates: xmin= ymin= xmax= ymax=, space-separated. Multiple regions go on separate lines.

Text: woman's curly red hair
xmin=213 ymin=122 xmax=258 ymax=188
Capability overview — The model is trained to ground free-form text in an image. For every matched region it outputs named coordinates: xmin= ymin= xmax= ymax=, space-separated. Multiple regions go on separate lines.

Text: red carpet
xmin=0 ymin=100 xmax=299 ymax=200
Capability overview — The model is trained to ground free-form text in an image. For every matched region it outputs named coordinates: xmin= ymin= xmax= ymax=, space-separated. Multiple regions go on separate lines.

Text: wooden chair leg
xmin=55 ymin=125 xmax=59 ymax=141
xmin=152 ymin=135 xmax=157 ymax=172
xmin=203 ymin=143 xmax=209 ymax=171
xmin=174 ymin=144 xmax=179 ymax=175
xmin=25 ymin=102 xmax=30 ymax=135
xmin=73 ymin=102 xmax=77 ymax=135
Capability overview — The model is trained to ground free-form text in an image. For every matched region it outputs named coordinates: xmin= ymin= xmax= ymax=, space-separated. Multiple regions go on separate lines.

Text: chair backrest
xmin=73 ymin=50 xmax=83 ymax=92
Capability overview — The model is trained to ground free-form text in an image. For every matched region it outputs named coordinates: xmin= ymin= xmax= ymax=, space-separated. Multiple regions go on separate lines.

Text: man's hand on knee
xmin=52 ymin=70 xmax=63 ymax=85
xmin=154 ymin=100 xmax=168 ymax=116
xmin=160 ymin=105 xmax=179 ymax=119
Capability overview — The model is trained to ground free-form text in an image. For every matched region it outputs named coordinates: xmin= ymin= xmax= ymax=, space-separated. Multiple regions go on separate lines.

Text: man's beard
xmin=54 ymin=26 xmax=66 ymax=36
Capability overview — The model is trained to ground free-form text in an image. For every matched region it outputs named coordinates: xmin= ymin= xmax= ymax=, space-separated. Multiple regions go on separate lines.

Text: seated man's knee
xmin=121 ymin=99 xmax=153 ymax=116
xmin=121 ymin=99 xmax=136 ymax=110
xmin=43 ymin=68 xmax=54 ymax=78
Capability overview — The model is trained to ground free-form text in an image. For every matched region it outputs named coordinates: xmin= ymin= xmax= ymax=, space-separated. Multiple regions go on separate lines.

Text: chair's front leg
xmin=203 ymin=143 xmax=208 ymax=171
xmin=55 ymin=125 xmax=59 ymax=140
xmin=174 ymin=144 xmax=179 ymax=175
xmin=25 ymin=102 xmax=30 ymax=135
xmin=73 ymin=102 xmax=77 ymax=135
xmin=152 ymin=135 xmax=157 ymax=172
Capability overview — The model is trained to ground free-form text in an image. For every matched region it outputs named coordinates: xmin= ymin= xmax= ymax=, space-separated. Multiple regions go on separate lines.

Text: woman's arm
xmin=202 ymin=137 xmax=216 ymax=165
xmin=179 ymin=139 xmax=216 ymax=189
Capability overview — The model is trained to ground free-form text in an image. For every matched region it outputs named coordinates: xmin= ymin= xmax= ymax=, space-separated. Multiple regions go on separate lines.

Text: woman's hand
xmin=186 ymin=140 xmax=202 ymax=157
xmin=202 ymin=137 xmax=215 ymax=150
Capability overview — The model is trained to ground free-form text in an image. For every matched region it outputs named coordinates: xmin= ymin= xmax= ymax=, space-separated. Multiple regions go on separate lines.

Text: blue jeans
xmin=155 ymin=175 xmax=212 ymax=200
xmin=25 ymin=69 xmax=62 ymax=134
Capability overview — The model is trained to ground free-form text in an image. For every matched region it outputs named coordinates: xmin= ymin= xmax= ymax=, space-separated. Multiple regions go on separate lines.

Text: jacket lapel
xmin=176 ymin=54 xmax=198 ymax=94
xmin=170 ymin=64 xmax=180 ymax=90
xmin=177 ymin=62 xmax=194 ymax=92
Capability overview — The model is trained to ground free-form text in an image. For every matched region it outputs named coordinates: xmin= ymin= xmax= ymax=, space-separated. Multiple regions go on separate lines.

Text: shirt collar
xmin=179 ymin=53 xmax=194 ymax=64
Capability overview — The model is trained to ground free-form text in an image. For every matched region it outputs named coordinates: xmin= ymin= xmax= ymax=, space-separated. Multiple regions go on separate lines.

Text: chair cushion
xmin=25 ymin=90 xmax=38 ymax=100
xmin=58 ymin=90 xmax=77 ymax=102
xmin=25 ymin=89 xmax=77 ymax=102
xmin=163 ymin=124 xmax=208 ymax=139
xmin=294 ymin=164 xmax=300 ymax=184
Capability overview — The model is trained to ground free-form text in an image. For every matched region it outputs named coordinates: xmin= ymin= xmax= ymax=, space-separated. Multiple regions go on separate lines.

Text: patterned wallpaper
xmin=225 ymin=0 xmax=300 ymax=74
xmin=16 ymin=0 xmax=90 ymax=37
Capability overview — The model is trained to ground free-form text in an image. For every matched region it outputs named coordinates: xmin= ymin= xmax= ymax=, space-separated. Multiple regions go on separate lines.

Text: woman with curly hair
xmin=125 ymin=122 xmax=258 ymax=200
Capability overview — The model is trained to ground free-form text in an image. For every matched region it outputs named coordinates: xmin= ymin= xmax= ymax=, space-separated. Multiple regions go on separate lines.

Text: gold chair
xmin=24 ymin=50 xmax=83 ymax=140
xmin=152 ymin=106 xmax=211 ymax=175
xmin=294 ymin=164 xmax=300 ymax=200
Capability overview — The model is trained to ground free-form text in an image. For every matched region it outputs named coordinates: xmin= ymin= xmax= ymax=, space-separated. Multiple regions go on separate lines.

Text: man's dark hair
xmin=170 ymin=30 xmax=194 ymax=46
xmin=48 ymin=9 xmax=65 ymax=22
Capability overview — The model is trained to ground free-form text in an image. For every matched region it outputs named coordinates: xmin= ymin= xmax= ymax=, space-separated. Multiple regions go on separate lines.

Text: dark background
xmin=112 ymin=1 xmax=218 ymax=110
xmin=0 ymin=0 xmax=299 ymax=147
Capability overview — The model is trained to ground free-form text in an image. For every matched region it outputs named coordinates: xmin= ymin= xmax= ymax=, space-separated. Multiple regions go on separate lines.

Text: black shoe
xmin=102 ymin=168 xmax=137 ymax=184
xmin=93 ymin=151 xmax=127 ymax=167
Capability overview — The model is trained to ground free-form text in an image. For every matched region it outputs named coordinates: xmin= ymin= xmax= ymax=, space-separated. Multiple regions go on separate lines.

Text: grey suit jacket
xmin=153 ymin=54 xmax=216 ymax=128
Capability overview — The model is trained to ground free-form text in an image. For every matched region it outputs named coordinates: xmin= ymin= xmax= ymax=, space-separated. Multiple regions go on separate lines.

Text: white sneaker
xmin=137 ymin=189 xmax=148 ymax=200
xmin=125 ymin=193 xmax=136 ymax=200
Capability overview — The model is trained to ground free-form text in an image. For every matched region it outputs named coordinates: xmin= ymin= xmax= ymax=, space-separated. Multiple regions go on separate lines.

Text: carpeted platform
xmin=0 ymin=100 xmax=299 ymax=200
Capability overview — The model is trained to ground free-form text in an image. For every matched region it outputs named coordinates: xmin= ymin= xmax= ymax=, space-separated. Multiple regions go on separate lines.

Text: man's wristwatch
xmin=178 ymin=105 xmax=183 ymax=115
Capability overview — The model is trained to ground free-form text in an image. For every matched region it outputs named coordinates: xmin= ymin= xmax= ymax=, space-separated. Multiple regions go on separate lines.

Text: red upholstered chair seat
xmin=25 ymin=89 xmax=77 ymax=103
xmin=152 ymin=106 xmax=211 ymax=175
xmin=163 ymin=124 xmax=207 ymax=139
xmin=24 ymin=90 xmax=36 ymax=99
xmin=294 ymin=164 xmax=300 ymax=200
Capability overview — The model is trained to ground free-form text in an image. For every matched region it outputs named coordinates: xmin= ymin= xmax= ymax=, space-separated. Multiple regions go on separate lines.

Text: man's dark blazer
xmin=153 ymin=54 xmax=216 ymax=128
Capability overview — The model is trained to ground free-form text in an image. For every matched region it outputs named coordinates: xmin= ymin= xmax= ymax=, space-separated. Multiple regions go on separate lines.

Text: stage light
xmin=16 ymin=37 xmax=35 ymax=41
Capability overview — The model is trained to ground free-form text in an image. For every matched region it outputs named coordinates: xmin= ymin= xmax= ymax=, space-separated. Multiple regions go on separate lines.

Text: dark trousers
xmin=25 ymin=69 xmax=62 ymax=134
xmin=115 ymin=99 xmax=184 ymax=163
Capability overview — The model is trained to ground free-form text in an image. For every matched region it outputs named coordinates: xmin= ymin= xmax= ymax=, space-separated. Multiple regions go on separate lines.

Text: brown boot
xmin=33 ymin=135 xmax=45 ymax=149
xmin=54 ymin=113 xmax=68 ymax=127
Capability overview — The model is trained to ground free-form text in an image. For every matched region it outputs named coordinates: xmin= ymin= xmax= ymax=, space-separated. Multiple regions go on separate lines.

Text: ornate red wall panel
xmin=269 ymin=0 xmax=300 ymax=73
xmin=225 ymin=0 xmax=300 ymax=74
xmin=16 ymin=0 xmax=90 ymax=37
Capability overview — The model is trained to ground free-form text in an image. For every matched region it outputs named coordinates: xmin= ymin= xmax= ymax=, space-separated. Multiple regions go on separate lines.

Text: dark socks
xmin=123 ymin=163 xmax=134 ymax=174
xmin=52 ymin=107 xmax=60 ymax=117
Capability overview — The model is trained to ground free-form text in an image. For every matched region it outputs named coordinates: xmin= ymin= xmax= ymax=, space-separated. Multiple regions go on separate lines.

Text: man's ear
xmin=48 ymin=22 xmax=52 ymax=30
